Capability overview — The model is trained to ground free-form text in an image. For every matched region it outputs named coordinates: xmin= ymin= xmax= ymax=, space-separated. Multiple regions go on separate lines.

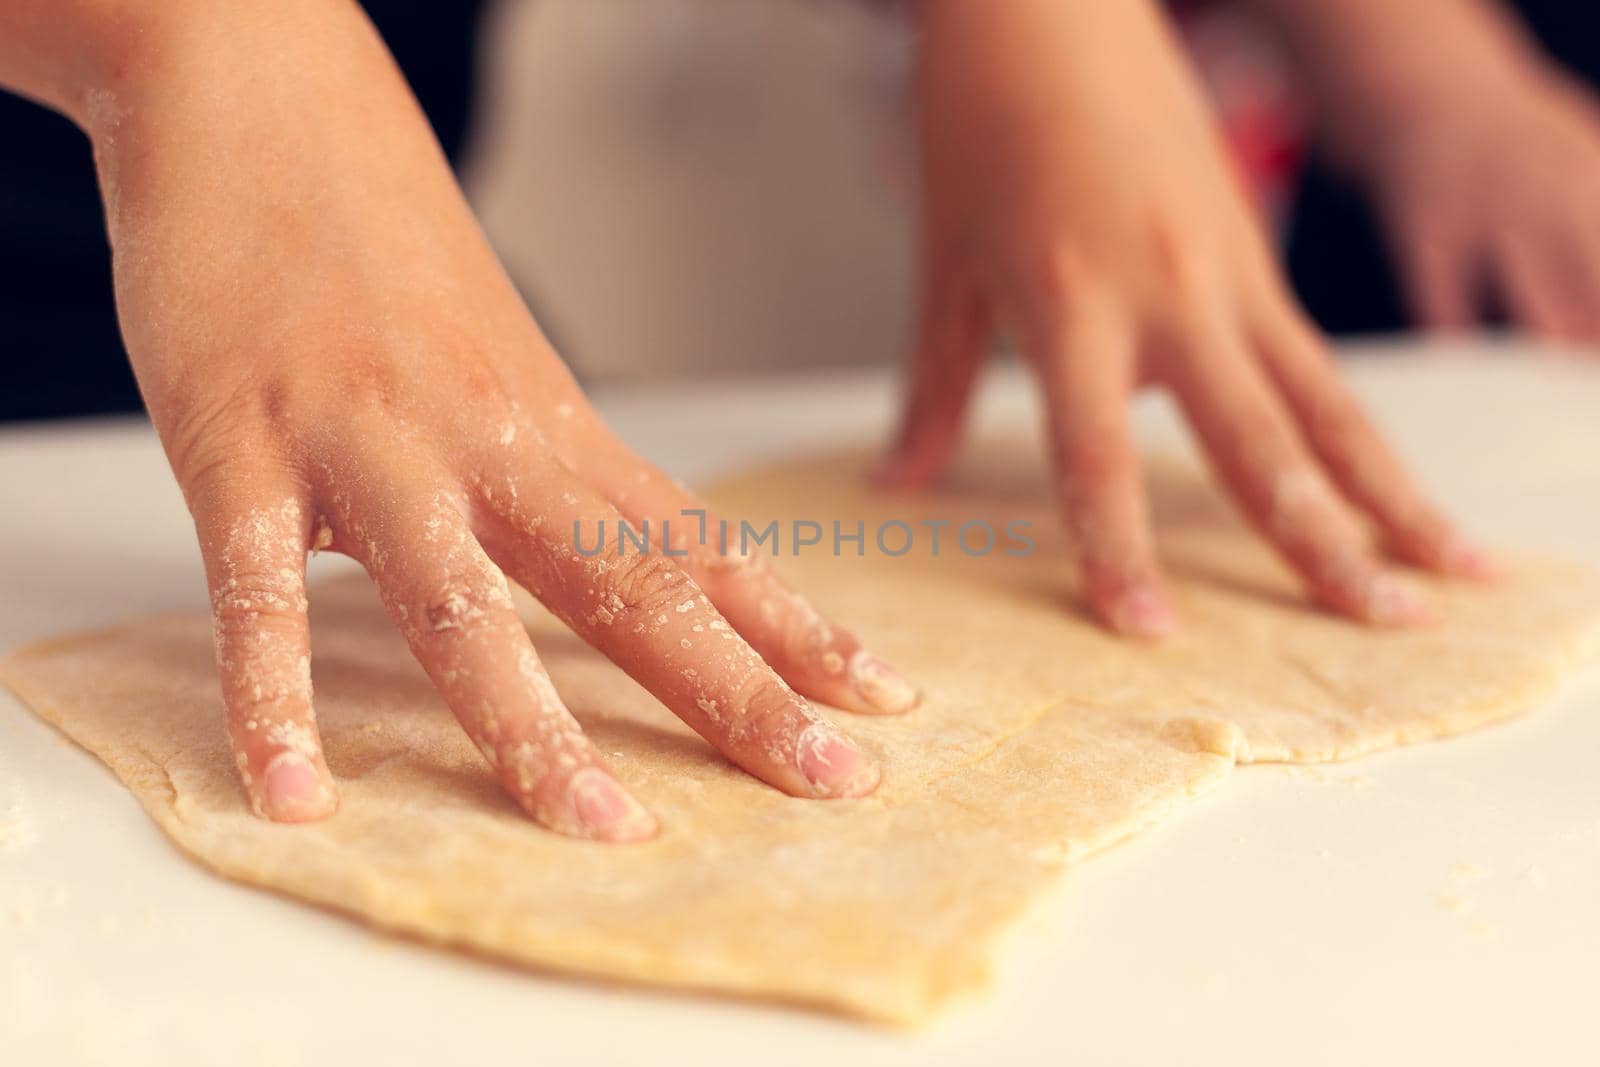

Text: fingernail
xmin=570 ymin=767 xmax=657 ymax=842
xmin=1365 ymin=574 xmax=1428 ymax=626
xmin=848 ymin=650 xmax=920 ymax=713
xmin=796 ymin=722 xmax=880 ymax=798
xmin=259 ymin=752 xmax=335 ymax=822
xmin=1111 ymin=586 xmax=1178 ymax=639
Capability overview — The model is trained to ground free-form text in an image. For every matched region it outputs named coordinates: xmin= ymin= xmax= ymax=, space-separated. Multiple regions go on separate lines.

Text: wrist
xmin=74 ymin=2 xmax=362 ymax=133
xmin=85 ymin=1 xmax=443 ymax=228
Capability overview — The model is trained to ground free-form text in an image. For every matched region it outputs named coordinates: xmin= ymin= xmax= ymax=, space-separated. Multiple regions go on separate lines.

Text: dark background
xmin=0 ymin=0 xmax=1591 ymax=422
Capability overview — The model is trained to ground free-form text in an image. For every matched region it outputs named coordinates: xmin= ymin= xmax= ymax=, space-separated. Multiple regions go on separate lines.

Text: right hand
xmin=88 ymin=3 xmax=914 ymax=838
xmin=1354 ymin=55 xmax=1600 ymax=342
xmin=881 ymin=0 xmax=1494 ymax=638
xmin=1252 ymin=0 xmax=1600 ymax=343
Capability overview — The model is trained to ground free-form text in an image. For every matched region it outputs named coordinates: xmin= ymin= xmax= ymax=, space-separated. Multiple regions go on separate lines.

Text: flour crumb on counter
xmin=1187 ymin=969 xmax=1229 ymax=999
xmin=1448 ymin=861 xmax=1492 ymax=884
xmin=0 ymin=801 xmax=39 ymax=855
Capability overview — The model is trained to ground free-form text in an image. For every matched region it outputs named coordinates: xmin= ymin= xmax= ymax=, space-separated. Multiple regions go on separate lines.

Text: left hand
xmin=1354 ymin=59 xmax=1600 ymax=342
xmin=879 ymin=0 xmax=1493 ymax=638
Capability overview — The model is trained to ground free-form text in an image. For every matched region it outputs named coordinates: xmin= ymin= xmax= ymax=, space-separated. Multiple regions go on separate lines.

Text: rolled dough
xmin=5 ymin=446 xmax=1600 ymax=1025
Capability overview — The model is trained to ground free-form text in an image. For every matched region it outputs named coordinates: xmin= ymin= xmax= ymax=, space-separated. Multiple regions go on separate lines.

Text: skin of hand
xmin=0 ymin=1 xmax=917 ymax=838
xmin=1251 ymin=0 xmax=1600 ymax=343
xmin=880 ymin=0 xmax=1495 ymax=639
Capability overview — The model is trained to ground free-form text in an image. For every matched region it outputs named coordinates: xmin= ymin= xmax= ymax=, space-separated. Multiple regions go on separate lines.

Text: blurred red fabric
xmin=1174 ymin=0 xmax=1309 ymax=228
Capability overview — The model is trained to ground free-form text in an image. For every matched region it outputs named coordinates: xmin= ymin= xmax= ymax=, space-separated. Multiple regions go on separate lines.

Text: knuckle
xmin=1260 ymin=466 xmax=1358 ymax=549
xmin=1009 ymin=242 xmax=1092 ymax=324
xmin=423 ymin=582 xmax=485 ymax=634
xmin=168 ymin=388 xmax=267 ymax=497
xmin=1308 ymin=546 xmax=1379 ymax=599
xmin=1150 ymin=219 xmax=1217 ymax=297
xmin=1057 ymin=430 xmax=1130 ymax=490
xmin=724 ymin=674 xmax=805 ymax=748
xmin=209 ymin=595 xmax=312 ymax=712
xmin=260 ymin=350 xmax=437 ymax=441
xmin=1224 ymin=406 xmax=1298 ymax=466
xmin=202 ymin=499 xmax=311 ymax=623
xmin=223 ymin=665 xmax=313 ymax=720
xmin=1150 ymin=253 xmax=1237 ymax=347
xmin=1302 ymin=399 xmax=1367 ymax=454
xmin=211 ymin=569 xmax=307 ymax=633
xmin=601 ymin=553 xmax=696 ymax=633
xmin=408 ymin=567 xmax=511 ymax=640
xmin=758 ymin=586 xmax=840 ymax=668
xmin=316 ymin=355 xmax=409 ymax=421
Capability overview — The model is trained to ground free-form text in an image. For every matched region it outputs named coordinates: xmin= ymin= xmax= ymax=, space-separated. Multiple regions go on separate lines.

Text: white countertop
xmin=3 ymin=339 xmax=1598 ymax=1066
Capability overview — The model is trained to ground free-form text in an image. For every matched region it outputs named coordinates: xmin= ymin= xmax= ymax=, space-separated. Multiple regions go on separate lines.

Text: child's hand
xmin=90 ymin=3 xmax=912 ymax=836
xmin=1254 ymin=0 xmax=1600 ymax=343
xmin=1351 ymin=60 xmax=1600 ymax=341
xmin=881 ymin=0 xmax=1492 ymax=638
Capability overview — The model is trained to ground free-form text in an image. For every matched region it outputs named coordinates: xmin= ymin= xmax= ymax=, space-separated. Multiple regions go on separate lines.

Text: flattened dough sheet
xmin=5 ymin=446 xmax=1600 ymax=1025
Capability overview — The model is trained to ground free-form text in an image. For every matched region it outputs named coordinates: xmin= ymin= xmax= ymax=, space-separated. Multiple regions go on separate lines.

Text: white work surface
xmin=3 ymin=340 xmax=1598 ymax=1066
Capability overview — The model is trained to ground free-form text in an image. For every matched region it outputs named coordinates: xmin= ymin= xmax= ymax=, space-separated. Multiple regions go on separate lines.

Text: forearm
xmin=912 ymin=0 xmax=1217 ymax=147
xmin=1243 ymin=0 xmax=1543 ymax=167
xmin=0 ymin=2 xmax=432 ymax=162
xmin=0 ymin=1 xmax=485 ymax=420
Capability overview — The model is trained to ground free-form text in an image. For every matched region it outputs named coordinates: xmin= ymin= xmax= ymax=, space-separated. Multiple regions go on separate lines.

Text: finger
xmin=1020 ymin=297 xmax=1175 ymax=638
xmin=556 ymin=452 xmax=919 ymax=716
xmin=1567 ymin=227 xmax=1600 ymax=341
xmin=191 ymin=484 xmax=336 ymax=822
xmin=1392 ymin=219 xmax=1478 ymax=334
xmin=875 ymin=267 xmax=991 ymax=489
xmin=1530 ymin=223 xmax=1600 ymax=343
xmin=475 ymin=454 xmax=880 ymax=799
xmin=346 ymin=481 xmax=655 ymax=842
xmin=1164 ymin=320 xmax=1430 ymax=626
xmin=1497 ymin=232 xmax=1584 ymax=341
xmin=1252 ymin=303 xmax=1496 ymax=579
xmin=477 ymin=401 xmax=918 ymax=717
